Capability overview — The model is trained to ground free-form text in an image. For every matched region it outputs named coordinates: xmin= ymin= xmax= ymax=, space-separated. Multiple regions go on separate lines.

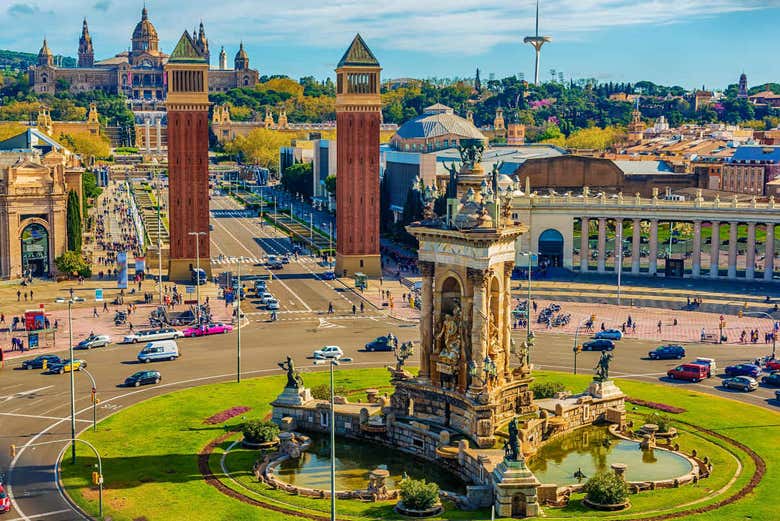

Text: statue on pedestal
xmin=504 ymin=417 xmax=520 ymax=461
xmin=278 ymin=356 xmax=304 ymax=389
xmin=594 ymin=351 xmax=613 ymax=382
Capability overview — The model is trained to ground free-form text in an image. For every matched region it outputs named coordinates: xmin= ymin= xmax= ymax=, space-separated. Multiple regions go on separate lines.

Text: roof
xmin=169 ymin=31 xmax=205 ymax=64
xmin=394 ymin=111 xmax=485 ymax=141
xmin=729 ymin=145 xmax=780 ymax=163
xmin=337 ymin=34 xmax=379 ymax=68
xmin=423 ymin=103 xmax=453 ymax=114
xmin=612 ymin=160 xmax=675 ymax=175
xmin=0 ymin=128 xmax=68 ymax=155
xmin=749 ymin=90 xmax=780 ymax=100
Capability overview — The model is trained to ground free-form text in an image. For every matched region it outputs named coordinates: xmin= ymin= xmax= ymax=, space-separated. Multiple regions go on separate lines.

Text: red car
xmin=766 ymin=359 xmax=780 ymax=371
xmin=182 ymin=323 xmax=233 ymax=338
xmin=667 ymin=364 xmax=708 ymax=383
xmin=0 ymin=483 xmax=10 ymax=513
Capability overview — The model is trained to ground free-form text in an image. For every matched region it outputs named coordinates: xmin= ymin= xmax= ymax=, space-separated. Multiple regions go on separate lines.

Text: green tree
xmin=54 ymin=250 xmax=91 ymax=278
xmin=66 ymin=190 xmax=82 ymax=253
xmin=280 ymin=161 xmax=313 ymax=199
xmin=583 ymin=471 xmax=629 ymax=505
xmin=324 ymin=174 xmax=337 ymax=196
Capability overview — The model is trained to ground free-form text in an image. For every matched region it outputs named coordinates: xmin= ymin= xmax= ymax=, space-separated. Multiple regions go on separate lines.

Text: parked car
xmin=776 ymin=390 xmax=780 ymax=403
xmin=21 ymin=354 xmax=62 ymax=370
xmin=123 ymin=328 xmax=183 ymax=344
xmin=760 ymin=371 xmax=780 ymax=386
xmin=765 ymin=359 xmax=780 ymax=371
xmin=0 ymin=483 xmax=10 ymax=513
xmin=724 ymin=363 xmax=761 ymax=378
xmin=722 ymin=376 xmax=758 ymax=392
xmin=259 ymin=292 xmax=275 ymax=304
xmin=365 ymin=336 xmax=394 ymax=352
xmin=266 ymin=299 xmax=280 ymax=310
xmin=690 ymin=357 xmax=717 ymax=377
xmin=667 ymin=364 xmax=708 ymax=382
xmin=313 ymin=345 xmax=343 ymax=359
xmin=182 ymin=323 xmax=233 ymax=337
xmin=48 ymin=359 xmax=87 ymax=374
xmin=124 ymin=370 xmax=162 ymax=387
xmin=76 ymin=334 xmax=111 ymax=349
xmin=137 ymin=340 xmax=180 ymax=363
xmin=582 ymin=339 xmax=615 ymax=351
xmin=648 ymin=345 xmax=685 ymax=360
xmin=254 ymin=280 xmax=267 ymax=292
xmin=321 ymin=271 xmax=336 ymax=280
xmin=594 ymin=329 xmax=623 ymax=341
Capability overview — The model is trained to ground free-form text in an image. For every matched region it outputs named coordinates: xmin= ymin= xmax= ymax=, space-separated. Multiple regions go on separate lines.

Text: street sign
xmin=186 ymin=286 xmax=195 ymax=294
xmin=95 ymin=289 xmax=104 ymax=302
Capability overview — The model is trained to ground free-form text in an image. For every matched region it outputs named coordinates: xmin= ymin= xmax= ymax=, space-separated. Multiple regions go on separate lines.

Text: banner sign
xmin=117 ymin=252 xmax=129 ymax=289
xmin=135 ymin=257 xmax=146 ymax=275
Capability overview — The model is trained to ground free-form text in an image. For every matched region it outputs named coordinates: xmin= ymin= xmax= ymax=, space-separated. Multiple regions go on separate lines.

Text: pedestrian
xmin=0 ymin=314 xmax=4 ymax=324
xmin=23 ymin=292 xmax=27 ymax=302
xmin=352 ymin=304 xmax=356 ymax=315
xmin=600 ymin=322 xmax=605 ymax=331
xmin=54 ymin=319 xmax=58 ymax=330
xmin=128 ymin=322 xmax=134 ymax=332
xmin=657 ymin=320 xmax=662 ymax=333
xmin=16 ymin=290 xmax=20 ymax=302
xmin=632 ymin=322 xmax=637 ymax=334
xmin=30 ymin=290 xmax=33 ymax=301
xmin=93 ymin=307 xmax=99 ymax=318
xmin=328 ymin=302 xmax=334 ymax=314
xmin=360 ymin=301 xmax=365 ymax=313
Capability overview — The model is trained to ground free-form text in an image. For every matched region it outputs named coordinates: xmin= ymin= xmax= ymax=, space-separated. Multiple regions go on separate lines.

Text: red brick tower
xmin=165 ymin=31 xmax=212 ymax=281
xmin=335 ymin=34 xmax=382 ymax=277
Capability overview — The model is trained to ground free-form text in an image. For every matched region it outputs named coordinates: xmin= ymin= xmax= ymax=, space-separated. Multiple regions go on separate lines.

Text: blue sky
xmin=2 ymin=0 xmax=779 ymax=89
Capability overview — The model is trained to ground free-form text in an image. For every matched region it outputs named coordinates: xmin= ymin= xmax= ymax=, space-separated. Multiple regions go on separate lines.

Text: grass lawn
xmin=60 ymin=369 xmax=779 ymax=520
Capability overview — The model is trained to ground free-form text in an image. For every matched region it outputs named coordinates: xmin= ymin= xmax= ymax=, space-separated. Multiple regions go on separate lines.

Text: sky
xmin=2 ymin=0 xmax=780 ymax=89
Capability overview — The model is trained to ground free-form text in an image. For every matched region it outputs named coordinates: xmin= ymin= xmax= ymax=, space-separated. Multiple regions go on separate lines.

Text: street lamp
xmin=187 ymin=231 xmax=207 ymax=324
xmin=329 ymin=359 xmax=340 ymax=520
xmin=522 ymin=251 xmax=538 ymax=366
xmin=67 ymin=298 xmax=76 ymax=464
xmin=235 ymin=256 xmax=244 ymax=383
xmin=152 ymin=158 xmax=163 ymax=306
xmin=572 ymin=316 xmax=595 ymax=375
xmin=80 ymin=368 xmax=99 ymax=433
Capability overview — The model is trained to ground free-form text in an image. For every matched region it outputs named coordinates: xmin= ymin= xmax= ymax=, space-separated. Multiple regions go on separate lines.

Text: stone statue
xmin=594 ymin=351 xmax=613 ymax=382
xmin=278 ymin=356 xmax=303 ymax=389
xmin=395 ymin=341 xmax=415 ymax=372
xmin=435 ymin=306 xmax=463 ymax=364
xmin=458 ymin=139 xmax=485 ymax=168
xmin=506 ymin=417 xmax=520 ymax=461
xmin=444 ymin=162 xmax=459 ymax=199
xmin=490 ymin=160 xmax=504 ymax=196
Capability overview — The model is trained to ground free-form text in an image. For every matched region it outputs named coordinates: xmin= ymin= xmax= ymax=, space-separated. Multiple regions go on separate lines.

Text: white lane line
xmin=1 ymin=386 xmax=54 ymax=403
xmin=0 ymin=412 xmax=93 ymax=423
xmin=3 ymin=509 xmax=73 ymax=521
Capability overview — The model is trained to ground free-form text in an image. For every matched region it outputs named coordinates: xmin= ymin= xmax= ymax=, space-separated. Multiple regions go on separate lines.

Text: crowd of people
xmin=91 ymin=183 xmax=143 ymax=279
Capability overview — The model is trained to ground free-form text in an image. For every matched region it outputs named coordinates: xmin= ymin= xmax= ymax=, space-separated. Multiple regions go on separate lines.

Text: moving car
xmin=76 ymin=334 xmax=111 ymax=349
xmin=761 ymin=371 xmax=780 ymax=387
xmin=722 ymin=376 xmax=758 ymax=392
xmin=648 ymin=345 xmax=685 ymax=360
xmin=0 ymin=483 xmax=10 ymax=513
xmin=259 ymin=292 xmax=275 ymax=304
xmin=691 ymin=357 xmax=717 ymax=377
xmin=281 ymin=255 xmax=290 ymax=264
xmin=124 ymin=370 xmax=162 ymax=387
xmin=123 ymin=328 xmax=184 ymax=344
xmin=266 ymin=299 xmax=280 ymax=310
xmin=321 ymin=271 xmax=336 ymax=280
xmin=191 ymin=268 xmax=207 ymax=286
xmin=594 ymin=329 xmax=623 ymax=341
xmin=365 ymin=336 xmax=394 ymax=352
xmin=254 ymin=280 xmax=267 ymax=292
xmin=313 ymin=345 xmax=343 ymax=359
xmin=582 ymin=339 xmax=615 ymax=351
xmin=182 ymin=323 xmax=233 ymax=337
xmin=48 ymin=359 xmax=87 ymax=374
xmin=137 ymin=340 xmax=180 ymax=363
xmin=765 ymin=359 xmax=780 ymax=371
xmin=21 ymin=354 xmax=62 ymax=370
xmin=667 ymin=364 xmax=708 ymax=382
xmin=268 ymin=261 xmax=284 ymax=270
xmin=724 ymin=363 xmax=761 ymax=378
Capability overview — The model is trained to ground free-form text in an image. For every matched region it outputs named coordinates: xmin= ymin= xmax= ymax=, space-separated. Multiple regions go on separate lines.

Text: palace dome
xmin=132 ymin=7 xmax=158 ymax=42
xmin=394 ymin=104 xmax=486 ymax=142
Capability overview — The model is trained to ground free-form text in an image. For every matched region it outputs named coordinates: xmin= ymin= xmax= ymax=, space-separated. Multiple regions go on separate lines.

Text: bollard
xmin=42 ymin=359 xmax=47 ymax=371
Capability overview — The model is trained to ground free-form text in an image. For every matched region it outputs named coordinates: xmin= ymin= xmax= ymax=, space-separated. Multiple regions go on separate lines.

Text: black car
xmin=124 ymin=370 xmax=162 ymax=387
xmin=761 ymin=372 xmax=780 ymax=387
xmin=648 ymin=345 xmax=686 ymax=360
xmin=365 ymin=336 xmax=394 ymax=352
xmin=582 ymin=339 xmax=615 ymax=351
xmin=21 ymin=355 xmax=62 ymax=370
xmin=268 ymin=261 xmax=284 ymax=270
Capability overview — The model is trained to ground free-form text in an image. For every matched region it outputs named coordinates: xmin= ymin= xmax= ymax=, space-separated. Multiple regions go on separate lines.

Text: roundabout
xmin=58 ymin=369 xmax=775 ymax=521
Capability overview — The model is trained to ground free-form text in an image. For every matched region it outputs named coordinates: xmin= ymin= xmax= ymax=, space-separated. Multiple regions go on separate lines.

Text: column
xmin=614 ymin=218 xmax=623 ymax=274
xmin=746 ymin=223 xmax=756 ymax=280
xmin=502 ymin=263 xmax=514 ymax=378
xmin=765 ymin=223 xmax=775 ymax=281
xmin=580 ymin=218 xmax=589 ymax=272
xmin=648 ymin=220 xmax=658 ymax=275
xmin=691 ymin=221 xmax=702 ymax=277
xmin=631 ymin=218 xmax=641 ymax=273
xmin=468 ymin=268 xmax=488 ymax=394
xmin=156 ymin=118 xmax=162 ymax=154
xmin=597 ymin=217 xmax=606 ymax=273
xmin=418 ymin=261 xmax=434 ymax=382
xmin=727 ymin=222 xmax=738 ymax=279
xmin=710 ymin=221 xmax=720 ymax=278
xmin=144 ymin=119 xmax=151 ymax=154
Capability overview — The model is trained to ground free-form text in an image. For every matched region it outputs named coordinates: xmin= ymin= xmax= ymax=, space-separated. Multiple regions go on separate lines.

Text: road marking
xmin=3 ymin=509 xmax=73 ymax=521
xmin=1 ymin=386 xmax=54 ymax=403
xmin=318 ymin=318 xmax=344 ymax=329
xmin=0 ymin=412 xmax=93 ymax=423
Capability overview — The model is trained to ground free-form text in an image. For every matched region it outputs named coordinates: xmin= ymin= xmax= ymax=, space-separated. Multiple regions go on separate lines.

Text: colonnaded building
xmin=28 ymin=7 xmax=260 ymax=99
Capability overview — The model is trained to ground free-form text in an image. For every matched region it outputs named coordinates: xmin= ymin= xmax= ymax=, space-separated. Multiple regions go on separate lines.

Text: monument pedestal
xmin=272 ymin=387 xmax=313 ymax=406
xmin=587 ymin=380 xmax=624 ymax=399
xmin=492 ymin=458 xmax=542 ymax=518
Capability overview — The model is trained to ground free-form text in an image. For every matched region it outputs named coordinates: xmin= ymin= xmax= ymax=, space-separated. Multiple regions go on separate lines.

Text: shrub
xmin=241 ymin=420 xmax=279 ymax=444
xmin=645 ymin=412 xmax=672 ymax=432
xmin=583 ymin=471 xmax=629 ymax=505
xmin=399 ymin=475 xmax=440 ymax=510
xmin=311 ymin=383 xmax=347 ymax=400
xmin=531 ymin=381 xmax=566 ymax=399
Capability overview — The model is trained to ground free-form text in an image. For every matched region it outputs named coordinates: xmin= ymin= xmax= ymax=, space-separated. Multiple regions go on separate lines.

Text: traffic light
xmin=92 ymin=471 xmax=100 ymax=485
xmin=574 ymin=345 xmax=582 ymax=353
xmin=738 ymin=310 xmax=743 ymax=318
xmin=91 ymin=388 xmax=97 ymax=403
xmin=9 ymin=444 xmax=16 ymax=459
xmin=590 ymin=315 xmax=596 ymax=323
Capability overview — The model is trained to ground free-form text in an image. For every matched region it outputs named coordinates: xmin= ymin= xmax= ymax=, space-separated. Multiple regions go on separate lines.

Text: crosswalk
xmin=211 ymin=209 xmax=255 ymax=218
xmin=210 ymin=256 xmax=325 ymax=266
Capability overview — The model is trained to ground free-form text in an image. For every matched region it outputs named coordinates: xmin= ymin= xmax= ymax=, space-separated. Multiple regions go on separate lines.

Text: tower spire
xmin=523 ymin=0 xmax=552 ymax=86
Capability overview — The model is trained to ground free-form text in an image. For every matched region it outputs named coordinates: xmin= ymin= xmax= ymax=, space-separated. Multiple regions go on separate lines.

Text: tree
xmin=54 ymin=250 xmax=90 ymax=278
xmin=324 ymin=174 xmax=337 ymax=196
xmin=583 ymin=471 xmax=629 ymax=506
xmin=281 ymin=161 xmax=313 ymax=199
xmin=61 ymin=132 xmax=110 ymax=160
xmin=66 ymin=190 xmax=82 ymax=253
xmin=223 ymin=128 xmax=291 ymax=172
xmin=398 ymin=476 xmax=440 ymax=510
xmin=0 ymin=122 xmax=26 ymax=141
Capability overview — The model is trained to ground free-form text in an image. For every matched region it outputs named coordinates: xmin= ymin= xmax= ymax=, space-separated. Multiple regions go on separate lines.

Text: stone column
xmin=156 ymin=117 xmax=162 ymax=154
xmin=597 ymin=217 xmax=607 ymax=273
xmin=727 ymin=222 xmax=738 ymax=279
xmin=631 ymin=218 xmax=641 ymax=273
xmin=746 ymin=223 xmax=756 ymax=280
xmin=418 ymin=260 xmax=434 ymax=382
xmin=614 ymin=218 xmax=623 ymax=274
xmin=710 ymin=221 xmax=720 ymax=278
xmin=691 ymin=221 xmax=702 ymax=277
xmin=580 ymin=218 xmax=589 ymax=272
xmin=648 ymin=220 xmax=658 ymax=275
xmin=468 ymin=268 xmax=488 ymax=394
xmin=502 ymin=263 xmax=514 ymax=378
xmin=765 ymin=224 xmax=775 ymax=281
xmin=144 ymin=119 xmax=151 ymax=154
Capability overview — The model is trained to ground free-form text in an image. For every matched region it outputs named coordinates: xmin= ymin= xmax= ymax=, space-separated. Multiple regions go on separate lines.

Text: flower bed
xmin=204 ymin=406 xmax=252 ymax=425
xmin=626 ymin=397 xmax=686 ymax=414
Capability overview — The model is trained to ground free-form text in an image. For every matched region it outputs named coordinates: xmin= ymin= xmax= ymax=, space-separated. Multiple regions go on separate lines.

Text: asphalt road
xmin=2 ymin=195 xmax=779 ymax=521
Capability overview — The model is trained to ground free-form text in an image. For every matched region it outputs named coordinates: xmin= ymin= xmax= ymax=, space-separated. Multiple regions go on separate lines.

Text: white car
xmin=259 ymin=292 xmax=275 ymax=303
xmin=76 ymin=334 xmax=111 ymax=349
xmin=123 ymin=328 xmax=184 ymax=344
xmin=313 ymin=345 xmax=343 ymax=359
xmin=266 ymin=299 xmax=280 ymax=310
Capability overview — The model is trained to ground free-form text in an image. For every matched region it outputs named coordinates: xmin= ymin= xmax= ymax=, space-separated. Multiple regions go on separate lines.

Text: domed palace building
xmin=28 ymin=7 xmax=259 ymax=100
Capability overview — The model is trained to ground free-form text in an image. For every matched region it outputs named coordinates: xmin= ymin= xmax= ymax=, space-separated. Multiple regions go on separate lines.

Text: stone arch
xmin=438 ymin=273 xmax=463 ymax=315
xmin=18 ymin=218 xmax=51 ymax=277
xmin=538 ymin=227 xmax=564 ymax=267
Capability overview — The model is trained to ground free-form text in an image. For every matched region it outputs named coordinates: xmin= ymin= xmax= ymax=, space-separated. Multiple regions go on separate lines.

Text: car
xmin=254 ymin=280 xmax=267 ymax=292
xmin=722 ymin=376 xmax=758 ymax=392
xmin=582 ymin=339 xmax=615 ymax=351
xmin=76 ymin=334 xmax=111 ymax=349
xmin=123 ymin=328 xmax=184 ymax=344
xmin=267 ymin=255 xmax=278 ymax=264
xmin=0 ymin=483 xmax=10 ymax=513
xmin=724 ymin=363 xmax=761 ymax=378
xmin=268 ymin=261 xmax=284 ymax=270
xmin=667 ymin=363 xmax=708 ymax=382
xmin=21 ymin=354 xmax=62 ymax=370
xmin=321 ymin=271 xmax=336 ymax=280
xmin=594 ymin=329 xmax=623 ymax=341
xmin=48 ymin=359 xmax=87 ymax=374
xmin=365 ymin=336 xmax=394 ymax=352
xmin=182 ymin=323 xmax=233 ymax=337
xmin=690 ymin=357 xmax=717 ymax=377
xmin=259 ymin=292 xmax=275 ymax=304
xmin=761 ymin=371 xmax=780 ymax=387
xmin=266 ymin=299 xmax=280 ymax=310
xmin=281 ymin=255 xmax=290 ymax=264
xmin=648 ymin=345 xmax=686 ymax=360
xmin=124 ymin=370 xmax=162 ymax=387
xmin=313 ymin=345 xmax=343 ymax=359
xmin=209 ymin=224 xmax=214 ymax=231
xmin=765 ymin=359 xmax=780 ymax=371
xmin=137 ymin=340 xmax=180 ymax=363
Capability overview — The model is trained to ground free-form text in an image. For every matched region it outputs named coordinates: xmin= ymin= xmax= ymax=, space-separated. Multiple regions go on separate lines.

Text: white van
xmin=137 ymin=340 xmax=180 ymax=363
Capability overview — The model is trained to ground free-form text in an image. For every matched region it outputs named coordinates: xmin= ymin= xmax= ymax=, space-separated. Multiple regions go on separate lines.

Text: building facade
xmin=29 ymin=8 xmax=259 ymax=100
xmin=720 ymin=146 xmax=780 ymax=195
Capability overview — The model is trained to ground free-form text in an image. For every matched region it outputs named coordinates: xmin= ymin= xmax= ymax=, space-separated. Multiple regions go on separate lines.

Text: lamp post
xmin=310 ymin=212 xmax=314 ymax=255
xmin=236 ymin=256 xmax=244 ymax=383
xmin=616 ymin=222 xmax=623 ymax=306
xmin=329 ymin=359 xmax=340 ymax=520
xmin=187 ymin=231 xmax=207 ymax=324
xmin=67 ymin=299 xmax=76 ymax=464
xmin=81 ymin=368 xmax=98 ymax=432
xmin=328 ymin=222 xmax=333 ymax=262
xmin=523 ymin=251 xmax=537 ymax=366
xmin=572 ymin=316 xmax=594 ymax=375
xmin=152 ymin=158 xmax=163 ymax=305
